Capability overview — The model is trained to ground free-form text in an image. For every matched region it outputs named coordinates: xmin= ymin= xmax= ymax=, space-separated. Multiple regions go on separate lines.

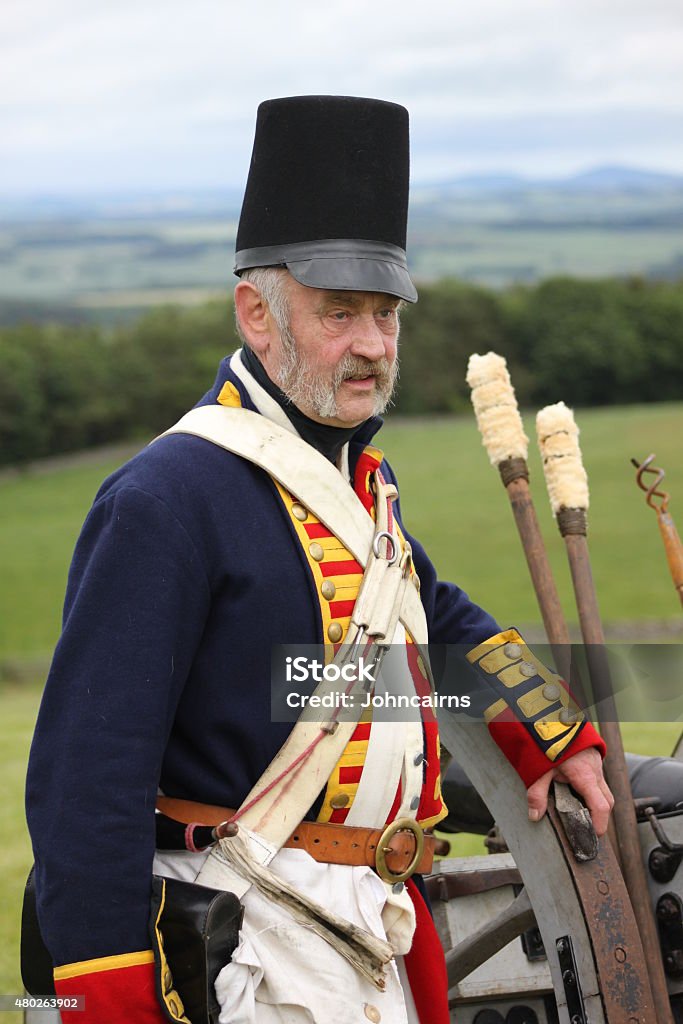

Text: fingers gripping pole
xmin=466 ymin=353 xmax=571 ymax=660
xmin=537 ymin=402 xmax=675 ymax=1024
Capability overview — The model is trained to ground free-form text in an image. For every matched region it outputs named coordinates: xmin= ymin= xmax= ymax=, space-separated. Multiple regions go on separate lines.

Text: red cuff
xmin=54 ymin=952 xmax=171 ymax=1024
xmin=489 ymin=718 xmax=606 ymax=789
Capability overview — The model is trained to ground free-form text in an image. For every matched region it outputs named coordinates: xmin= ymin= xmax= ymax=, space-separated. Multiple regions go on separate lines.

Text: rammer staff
xmin=537 ymin=402 xmax=675 ymax=1024
xmin=466 ymin=353 xmax=572 ymax=678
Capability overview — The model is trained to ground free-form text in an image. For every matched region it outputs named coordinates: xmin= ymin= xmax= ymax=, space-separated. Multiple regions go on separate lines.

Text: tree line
xmin=1 ymin=275 xmax=682 ymax=466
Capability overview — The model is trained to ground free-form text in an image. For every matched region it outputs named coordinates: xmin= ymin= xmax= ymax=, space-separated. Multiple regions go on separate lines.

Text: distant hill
xmin=0 ymin=188 xmax=244 ymax=224
xmin=563 ymin=166 xmax=683 ymax=191
xmin=1 ymin=165 xmax=682 ymax=316
xmin=414 ymin=165 xmax=683 ymax=197
xmin=2 ymin=166 xmax=682 ymax=221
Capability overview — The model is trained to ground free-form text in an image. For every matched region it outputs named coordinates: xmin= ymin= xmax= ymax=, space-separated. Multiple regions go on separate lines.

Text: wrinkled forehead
xmin=287 ymin=277 xmax=403 ymax=311
xmin=318 ymin=289 xmax=401 ymax=305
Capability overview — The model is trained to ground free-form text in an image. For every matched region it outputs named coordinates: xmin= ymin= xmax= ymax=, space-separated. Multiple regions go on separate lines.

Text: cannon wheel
xmin=434 ymin=714 xmax=658 ymax=1024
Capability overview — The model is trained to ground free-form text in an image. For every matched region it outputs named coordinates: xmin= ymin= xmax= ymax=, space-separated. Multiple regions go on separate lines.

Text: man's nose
xmin=348 ymin=315 xmax=389 ymax=360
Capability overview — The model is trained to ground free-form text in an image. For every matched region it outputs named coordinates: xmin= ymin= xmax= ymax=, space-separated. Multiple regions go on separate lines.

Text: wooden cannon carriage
xmin=429 ymin=729 xmax=683 ymax=1023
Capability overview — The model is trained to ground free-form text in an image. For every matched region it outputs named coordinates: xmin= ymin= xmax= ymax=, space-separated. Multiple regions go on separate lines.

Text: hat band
xmin=234 ymin=238 xmax=409 ymax=272
xmin=234 ymin=239 xmax=417 ymax=303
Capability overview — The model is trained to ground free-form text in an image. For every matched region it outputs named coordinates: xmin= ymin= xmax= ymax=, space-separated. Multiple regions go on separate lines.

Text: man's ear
xmin=234 ymin=281 xmax=274 ymax=357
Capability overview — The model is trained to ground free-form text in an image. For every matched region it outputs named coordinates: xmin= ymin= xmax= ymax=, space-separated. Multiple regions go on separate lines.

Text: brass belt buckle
xmin=375 ymin=817 xmax=424 ymax=884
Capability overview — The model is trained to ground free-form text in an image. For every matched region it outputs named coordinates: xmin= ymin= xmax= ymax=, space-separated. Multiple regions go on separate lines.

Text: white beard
xmin=274 ymin=328 xmax=398 ymax=420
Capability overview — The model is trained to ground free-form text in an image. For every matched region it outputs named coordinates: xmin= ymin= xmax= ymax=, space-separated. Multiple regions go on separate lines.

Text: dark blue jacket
xmin=26 ymin=356 xmax=500 ymax=968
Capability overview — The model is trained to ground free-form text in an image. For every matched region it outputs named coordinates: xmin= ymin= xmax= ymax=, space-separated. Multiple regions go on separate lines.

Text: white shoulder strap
xmin=158 ymin=404 xmax=427 ymax=644
xmin=162 ymin=404 xmax=431 ymax=926
xmin=161 ymin=405 xmax=373 ymax=562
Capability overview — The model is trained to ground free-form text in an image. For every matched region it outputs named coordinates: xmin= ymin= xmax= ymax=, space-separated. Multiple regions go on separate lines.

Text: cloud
xmin=2 ymin=0 xmax=682 ymax=189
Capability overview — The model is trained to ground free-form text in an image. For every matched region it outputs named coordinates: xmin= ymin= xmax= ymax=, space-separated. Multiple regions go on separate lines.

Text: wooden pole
xmin=657 ymin=507 xmax=683 ymax=608
xmin=633 ymin=455 xmax=683 ymax=609
xmin=537 ymin=404 xmax=675 ymax=1024
xmin=465 ymin=354 xmax=585 ymax=701
xmin=499 ymin=460 xmax=581 ymax=697
xmin=466 ymin=358 xmax=667 ymax=1014
xmin=466 ymin=355 xmax=572 ymax=655
xmin=560 ymin=520 xmax=674 ymax=1024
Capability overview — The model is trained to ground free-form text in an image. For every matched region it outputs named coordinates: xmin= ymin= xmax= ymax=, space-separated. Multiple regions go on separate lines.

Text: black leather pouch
xmin=149 ymin=874 xmax=243 ymax=1024
xmin=21 ymin=865 xmax=243 ymax=1024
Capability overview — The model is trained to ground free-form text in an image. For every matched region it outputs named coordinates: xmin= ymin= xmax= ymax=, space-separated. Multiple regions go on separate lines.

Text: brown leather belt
xmin=156 ymin=796 xmax=434 ymax=883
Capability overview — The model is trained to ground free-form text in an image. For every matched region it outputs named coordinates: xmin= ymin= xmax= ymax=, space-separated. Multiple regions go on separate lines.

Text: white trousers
xmin=154 ymin=846 xmax=420 ymax=1024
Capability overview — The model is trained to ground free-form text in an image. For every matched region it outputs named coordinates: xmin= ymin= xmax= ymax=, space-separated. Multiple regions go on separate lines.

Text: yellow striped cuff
xmin=54 ymin=949 xmax=155 ymax=981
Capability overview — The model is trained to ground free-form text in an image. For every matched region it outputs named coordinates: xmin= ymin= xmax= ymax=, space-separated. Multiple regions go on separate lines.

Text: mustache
xmin=332 ymin=355 xmax=394 ymax=389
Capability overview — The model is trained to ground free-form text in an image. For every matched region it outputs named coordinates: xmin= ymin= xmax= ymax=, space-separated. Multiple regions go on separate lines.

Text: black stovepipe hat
xmin=234 ymin=95 xmax=417 ymax=302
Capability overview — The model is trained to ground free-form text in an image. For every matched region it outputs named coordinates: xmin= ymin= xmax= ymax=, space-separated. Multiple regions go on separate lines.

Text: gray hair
xmin=234 ymin=267 xmax=291 ymax=346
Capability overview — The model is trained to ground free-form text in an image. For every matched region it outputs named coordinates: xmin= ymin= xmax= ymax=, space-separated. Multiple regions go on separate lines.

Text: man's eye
xmin=377 ymin=308 xmax=396 ymax=319
xmin=331 ymin=310 xmax=349 ymax=321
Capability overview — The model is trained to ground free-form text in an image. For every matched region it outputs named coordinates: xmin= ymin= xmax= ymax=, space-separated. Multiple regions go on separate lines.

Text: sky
xmin=2 ymin=0 xmax=683 ymax=193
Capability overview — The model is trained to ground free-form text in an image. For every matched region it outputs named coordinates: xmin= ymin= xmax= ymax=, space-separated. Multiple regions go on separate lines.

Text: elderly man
xmin=26 ymin=96 xmax=612 ymax=1024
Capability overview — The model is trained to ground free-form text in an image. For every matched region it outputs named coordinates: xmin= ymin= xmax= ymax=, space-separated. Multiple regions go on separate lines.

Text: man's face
xmin=268 ymin=277 xmax=401 ymax=428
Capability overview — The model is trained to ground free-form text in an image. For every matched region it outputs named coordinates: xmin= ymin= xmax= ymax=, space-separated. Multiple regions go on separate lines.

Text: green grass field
xmin=384 ymin=402 xmax=683 ymax=629
xmin=1 ymin=403 xmax=682 ymax=1002
xmin=411 ymin=224 xmax=683 ymax=288
xmin=1 ymin=685 xmax=41 ymax=1017
xmin=0 ymin=450 xmax=140 ymax=666
xmin=3 ymin=403 xmax=681 ymax=667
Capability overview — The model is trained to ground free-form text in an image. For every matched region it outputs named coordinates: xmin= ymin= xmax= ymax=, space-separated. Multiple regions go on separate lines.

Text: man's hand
xmin=526 ymin=747 xmax=614 ymax=837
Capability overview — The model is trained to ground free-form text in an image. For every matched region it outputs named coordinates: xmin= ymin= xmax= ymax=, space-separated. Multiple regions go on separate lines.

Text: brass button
xmin=292 ymin=503 xmax=308 ymax=521
xmin=309 ymin=542 xmax=324 ymax=562
xmin=327 ymin=622 xmax=343 ymax=643
xmin=166 ymin=994 xmax=184 ymax=1017
xmin=543 ymin=683 xmax=561 ymax=701
xmin=321 ymin=580 xmax=336 ymax=600
xmin=519 ymin=660 xmax=536 ymax=677
xmin=504 ymin=642 xmax=521 ymax=659
xmin=560 ymin=707 xmax=580 ymax=725
xmin=364 ymin=1006 xmax=381 ymax=1023
xmin=330 ymin=792 xmax=350 ymax=808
